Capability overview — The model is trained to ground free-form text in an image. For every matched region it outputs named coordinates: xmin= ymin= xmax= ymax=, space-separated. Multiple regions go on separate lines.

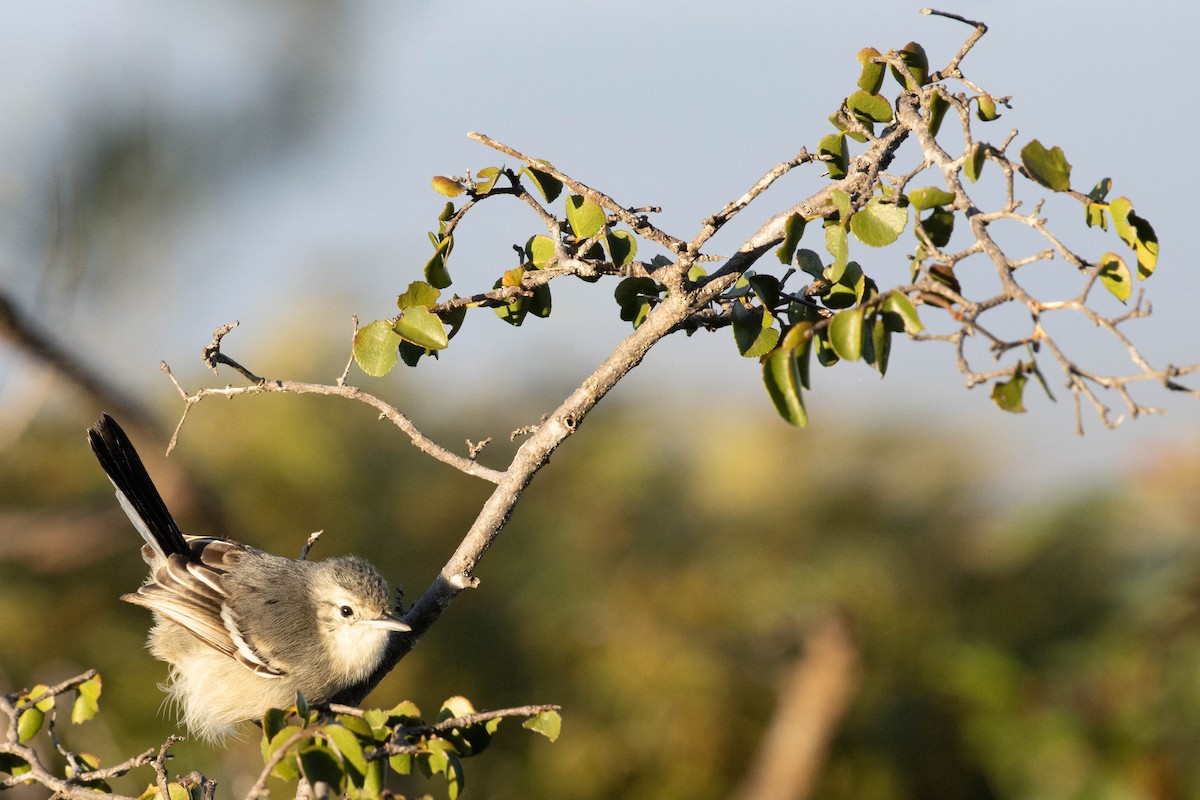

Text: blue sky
xmin=0 ymin=1 xmax=1195 ymax=493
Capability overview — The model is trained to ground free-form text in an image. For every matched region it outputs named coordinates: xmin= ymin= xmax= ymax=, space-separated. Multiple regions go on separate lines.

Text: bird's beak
xmin=363 ymin=610 xmax=412 ymax=632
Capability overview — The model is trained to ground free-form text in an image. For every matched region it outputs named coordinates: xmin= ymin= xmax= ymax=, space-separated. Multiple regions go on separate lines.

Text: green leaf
xmin=265 ymin=728 xmax=302 ymax=782
xmin=731 ymin=302 xmax=780 ymax=358
xmin=566 ymin=195 xmax=606 ymax=239
xmin=71 ymin=674 xmax=102 ymax=724
xmin=396 ymin=280 xmax=440 ymax=310
xmin=17 ymin=707 xmax=44 ymax=744
xmin=975 ymin=93 xmax=1000 ymax=121
xmin=907 ymin=186 xmax=955 ymax=210
xmin=763 ymin=347 xmax=808 ymax=427
xmin=606 ymin=229 xmax=637 ymax=268
xmin=525 ymin=235 xmax=556 ymax=268
xmin=818 ymin=133 xmax=849 ymax=179
xmin=775 ymin=213 xmax=808 ymax=264
xmin=822 ymin=261 xmax=865 ymax=310
xmin=261 ymin=708 xmax=289 ymax=762
xmin=1087 ymin=177 xmax=1112 ymax=202
xmin=881 ymin=290 xmax=924 ymax=334
xmin=796 ymin=248 xmax=824 ymax=279
xmin=522 ymin=710 xmax=562 ymax=743
xmin=871 ymin=316 xmax=891 ymax=377
xmin=748 ymin=274 xmax=781 ymax=308
xmin=424 ymin=235 xmax=453 ymax=289
xmin=927 ymin=90 xmax=950 ymax=137
xmin=828 ymin=307 xmax=865 ymax=361
xmin=1020 ymin=140 xmax=1072 ymax=192
xmin=298 ymin=742 xmax=346 ymax=794
xmin=523 ymin=163 xmax=563 ymax=203
xmin=439 ymin=300 xmax=467 ymax=341
xmin=394 ymin=306 xmax=449 ymax=350
xmin=1109 ymin=197 xmax=1158 ymax=278
xmin=0 ymin=752 xmax=30 ymax=778
xmin=353 ymin=320 xmax=401 ymax=377
xmin=991 ymin=365 xmax=1028 ymax=413
xmin=431 ymin=176 xmax=464 ymax=198
xmin=814 ymin=328 xmax=840 ymax=367
xmin=848 ymin=89 xmax=893 ymax=123
xmin=856 ymin=47 xmax=885 ymax=94
xmin=849 ymin=199 xmax=908 ymax=247
xmin=614 ymin=277 xmax=660 ymax=328
xmin=1097 ymin=252 xmax=1131 ymax=303
xmin=474 ymin=166 xmax=501 ymax=195
xmin=824 ymin=223 xmax=848 ymax=276
xmin=1085 ymin=202 xmax=1107 ymax=231
xmin=830 ymin=189 xmax=853 ymax=222
xmin=528 ymin=283 xmax=552 ymax=319
xmin=324 ymin=725 xmax=369 ymax=776
xmin=964 ymin=143 xmax=985 ymax=183
xmin=922 ymin=207 xmax=955 ymax=248
xmin=891 ymin=41 xmax=929 ymax=89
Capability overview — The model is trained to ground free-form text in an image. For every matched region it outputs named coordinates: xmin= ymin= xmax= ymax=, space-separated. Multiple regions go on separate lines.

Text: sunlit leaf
xmin=850 ymin=199 xmax=908 ymax=247
xmin=824 ymin=223 xmax=848 ymax=276
xmin=763 ymin=347 xmax=808 ymax=427
xmin=324 ymin=725 xmax=368 ymax=776
xmin=775 ymin=214 xmax=808 ymax=265
xmin=908 ymin=186 xmax=955 ymax=210
xmin=614 ymin=276 xmax=660 ymax=328
xmin=1109 ymin=197 xmax=1159 ymax=278
xmin=822 ymin=261 xmax=865 ymax=309
xmin=818 ymin=133 xmax=849 ymax=179
xmin=566 ymin=195 xmax=606 ymax=239
xmin=606 ymin=229 xmax=637 ymax=268
xmin=520 ymin=709 xmax=561 ymax=743
xmin=474 ymin=166 xmax=501 ymax=194
xmin=975 ymin=93 xmax=1000 ymax=121
xmin=394 ymin=306 xmax=449 ymax=350
xmin=431 ymin=176 xmax=464 ymax=198
xmin=732 ymin=302 xmax=781 ymax=358
xmin=927 ymin=90 xmax=950 ymax=137
xmin=396 ymin=280 xmax=440 ymax=310
xmin=1097 ymin=252 xmax=1131 ymax=303
xmin=964 ymin=143 xmax=985 ymax=183
xmin=353 ymin=320 xmax=401 ymax=377
xmin=1085 ymin=202 xmax=1107 ymax=231
xmin=828 ymin=307 xmax=865 ymax=361
xmin=523 ymin=162 xmax=563 ymax=203
xmin=71 ymin=675 xmax=102 ymax=724
xmin=1020 ymin=140 xmax=1072 ymax=192
xmin=298 ymin=742 xmax=345 ymax=795
xmin=848 ymin=89 xmax=893 ymax=123
xmin=991 ymin=364 xmax=1028 ymax=413
xmin=525 ymin=235 xmax=556 ymax=268
xmin=857 ymin=47 xmax=885 ymax=94
xmin=881 ymin=290 xmax=924 ymax=334
xmin=890 ymin=41 xmax=929 ymax=89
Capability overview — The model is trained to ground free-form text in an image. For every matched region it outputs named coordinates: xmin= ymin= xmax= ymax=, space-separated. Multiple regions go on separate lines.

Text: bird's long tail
xmin=88 ymin=413 xmax=191 ymax=561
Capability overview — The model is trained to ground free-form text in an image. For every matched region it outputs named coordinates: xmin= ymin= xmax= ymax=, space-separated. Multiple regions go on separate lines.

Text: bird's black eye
xmin=339 ymin=605 xmax=354 ymax=618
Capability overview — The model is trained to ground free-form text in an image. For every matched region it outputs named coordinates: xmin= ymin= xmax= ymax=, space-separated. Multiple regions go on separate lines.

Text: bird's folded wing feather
xmin=123 ymin=546 xmax=285 ymax=679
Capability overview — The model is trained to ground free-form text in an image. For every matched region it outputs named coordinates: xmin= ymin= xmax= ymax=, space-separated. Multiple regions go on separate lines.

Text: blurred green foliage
xmin=2 ymin=399 xmax=1199 ymax=799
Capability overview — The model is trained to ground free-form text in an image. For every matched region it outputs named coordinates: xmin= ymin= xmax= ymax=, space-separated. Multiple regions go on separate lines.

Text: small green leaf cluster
xmin=355 ymin=160 xmax=643 ymax=377
xmin=259 ymin=694 xmax=560 ymax=800
xmin=2 ymin=674 xmax=106 ymax=789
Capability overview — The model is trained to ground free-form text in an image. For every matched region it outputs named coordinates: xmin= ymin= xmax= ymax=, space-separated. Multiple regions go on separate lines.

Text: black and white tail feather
xmin=88 ymin=413 xmax=286 ymax=679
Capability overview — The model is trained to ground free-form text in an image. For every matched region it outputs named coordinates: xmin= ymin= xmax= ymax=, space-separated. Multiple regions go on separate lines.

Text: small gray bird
xmin=88 ymin=414 xmax=410 ymax=741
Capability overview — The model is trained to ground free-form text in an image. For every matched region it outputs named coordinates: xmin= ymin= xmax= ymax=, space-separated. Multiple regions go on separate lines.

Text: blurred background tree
xmin=2 ymin=3 xmax=1200 ymax=799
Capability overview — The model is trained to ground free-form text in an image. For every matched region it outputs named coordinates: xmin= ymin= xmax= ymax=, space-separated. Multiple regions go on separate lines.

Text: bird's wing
xmin=123 ymin=542 xmax=286 ymax=679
